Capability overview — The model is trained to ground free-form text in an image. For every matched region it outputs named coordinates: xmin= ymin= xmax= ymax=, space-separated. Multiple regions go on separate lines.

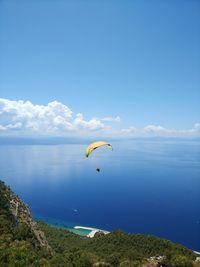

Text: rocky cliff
xmin=1 ymin=181 xmax=52 ymax=254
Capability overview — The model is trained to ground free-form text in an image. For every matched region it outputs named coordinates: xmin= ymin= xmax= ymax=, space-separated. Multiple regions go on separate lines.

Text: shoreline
xmin=35 ymin=214 xmax=110 ymax=238
xmin=74 ymin=225 xmax=110 ymax=238
xmin=35 ymin=215 xmax=200 ymax=251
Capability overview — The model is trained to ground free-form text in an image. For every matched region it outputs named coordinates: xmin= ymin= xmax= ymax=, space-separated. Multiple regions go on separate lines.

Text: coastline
xmin=74 ymin=225 xmax=110 ymax=238
xmin=35 ymin=215 xmax=200 ymax=252
xmin=34 ymin=214 xmax=109 ymax=237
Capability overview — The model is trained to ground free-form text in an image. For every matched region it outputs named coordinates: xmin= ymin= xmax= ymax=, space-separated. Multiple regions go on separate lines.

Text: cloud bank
xmin=0 ymin=98 xmax=112 ymax=136
xmin=0 ymin=98 xmax=199 ymax=138
xmin=121 ymin=124 xmax=200 ymax=138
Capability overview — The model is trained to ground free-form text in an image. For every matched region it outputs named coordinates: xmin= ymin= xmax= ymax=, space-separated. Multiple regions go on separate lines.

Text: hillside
xmin=0 ymin=179 xmax=198 ymax=267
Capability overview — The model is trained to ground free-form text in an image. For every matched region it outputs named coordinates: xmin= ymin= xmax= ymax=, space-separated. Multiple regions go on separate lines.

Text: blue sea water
xmin=0 ymin=140 xmax=199 ymax=250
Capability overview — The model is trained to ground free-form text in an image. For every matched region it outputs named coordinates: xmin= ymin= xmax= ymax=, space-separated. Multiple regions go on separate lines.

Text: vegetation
xmin=0 ymin=180 xmax=197 ymax=266
xmin=39 ymin=222 xmax=196 ymax=266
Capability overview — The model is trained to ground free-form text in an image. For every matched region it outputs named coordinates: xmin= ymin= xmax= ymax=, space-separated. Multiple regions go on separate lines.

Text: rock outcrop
xmin=4 ymin=184 xmax=52 ymax=254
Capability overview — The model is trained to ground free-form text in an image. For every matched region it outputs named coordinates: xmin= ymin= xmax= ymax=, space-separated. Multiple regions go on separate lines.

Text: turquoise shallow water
xmin=0 ymin=140 xmax=199 ymax=250
xmin=68 ymin=228 xmax=91 ymax=236
xmin=35 ymin=214 xmax=91 ymax=236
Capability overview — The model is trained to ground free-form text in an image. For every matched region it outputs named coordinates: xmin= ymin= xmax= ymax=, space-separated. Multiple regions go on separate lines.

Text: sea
xmin=0 ymin=139 xmax=199 ymax=250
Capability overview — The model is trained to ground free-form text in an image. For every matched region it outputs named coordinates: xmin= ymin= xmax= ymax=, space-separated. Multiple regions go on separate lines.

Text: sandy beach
xmin=74 ymin=226 xmax=110 ymax=238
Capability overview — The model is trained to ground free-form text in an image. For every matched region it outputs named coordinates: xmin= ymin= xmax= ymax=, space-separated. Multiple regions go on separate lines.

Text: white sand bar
xmin=74 ymin=225 xmax=110 ymax=238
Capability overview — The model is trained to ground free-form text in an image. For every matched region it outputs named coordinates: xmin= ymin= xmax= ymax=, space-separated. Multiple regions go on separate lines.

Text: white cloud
xmin=101 ymin=116 xmax=121 ymax=122
xmin=121 ymin=124 xmax=200 ymax=138
xmin=0 ymin=98 xmax=105 ymax=136
xmin=121 ymin=126 xmax=137 ymax=134
xmin=0 ymin=98 xmax=199 ymax=138
xmin=194 ymin=123 xmax=200 ymax=131
xmin=144 ymin=125 xmax=166 ymax=133
xmin=0 ymin=125 xmax=6 ymax=131
xmin=74 ymin=113 xmax=104 ymax=131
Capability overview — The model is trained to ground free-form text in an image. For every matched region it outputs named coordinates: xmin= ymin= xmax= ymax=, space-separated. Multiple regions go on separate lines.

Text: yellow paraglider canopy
xmin=85 ymin=141 xmax=113 ymax=157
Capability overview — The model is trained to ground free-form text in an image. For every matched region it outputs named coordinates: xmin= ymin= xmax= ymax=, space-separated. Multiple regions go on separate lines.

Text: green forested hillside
xmin=0 ymin=180 xmax=197 ymax=267
xmin=39 ymin=222 xmax=196 ymax=267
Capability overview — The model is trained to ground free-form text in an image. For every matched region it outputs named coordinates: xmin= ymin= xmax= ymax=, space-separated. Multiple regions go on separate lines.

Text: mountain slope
xmin=0 ymin=180 xmax=197 ymax=267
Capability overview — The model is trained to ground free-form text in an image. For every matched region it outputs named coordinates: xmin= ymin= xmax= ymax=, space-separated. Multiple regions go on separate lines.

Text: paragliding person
xmin=85 ymin=141 xmax=113 ymax=172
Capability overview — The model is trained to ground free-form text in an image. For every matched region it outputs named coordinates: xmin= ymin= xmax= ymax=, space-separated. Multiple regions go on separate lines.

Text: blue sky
xmin=0 ymin=0 xmax=199 ymax=137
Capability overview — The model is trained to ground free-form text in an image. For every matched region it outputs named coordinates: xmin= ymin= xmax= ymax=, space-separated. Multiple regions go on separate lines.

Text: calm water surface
xmin=0 ymin=140 xmax=199 ymax=250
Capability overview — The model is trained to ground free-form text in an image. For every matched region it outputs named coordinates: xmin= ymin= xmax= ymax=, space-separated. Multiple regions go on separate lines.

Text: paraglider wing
xmin=85 ymin=141 xmax=113 ymax=157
